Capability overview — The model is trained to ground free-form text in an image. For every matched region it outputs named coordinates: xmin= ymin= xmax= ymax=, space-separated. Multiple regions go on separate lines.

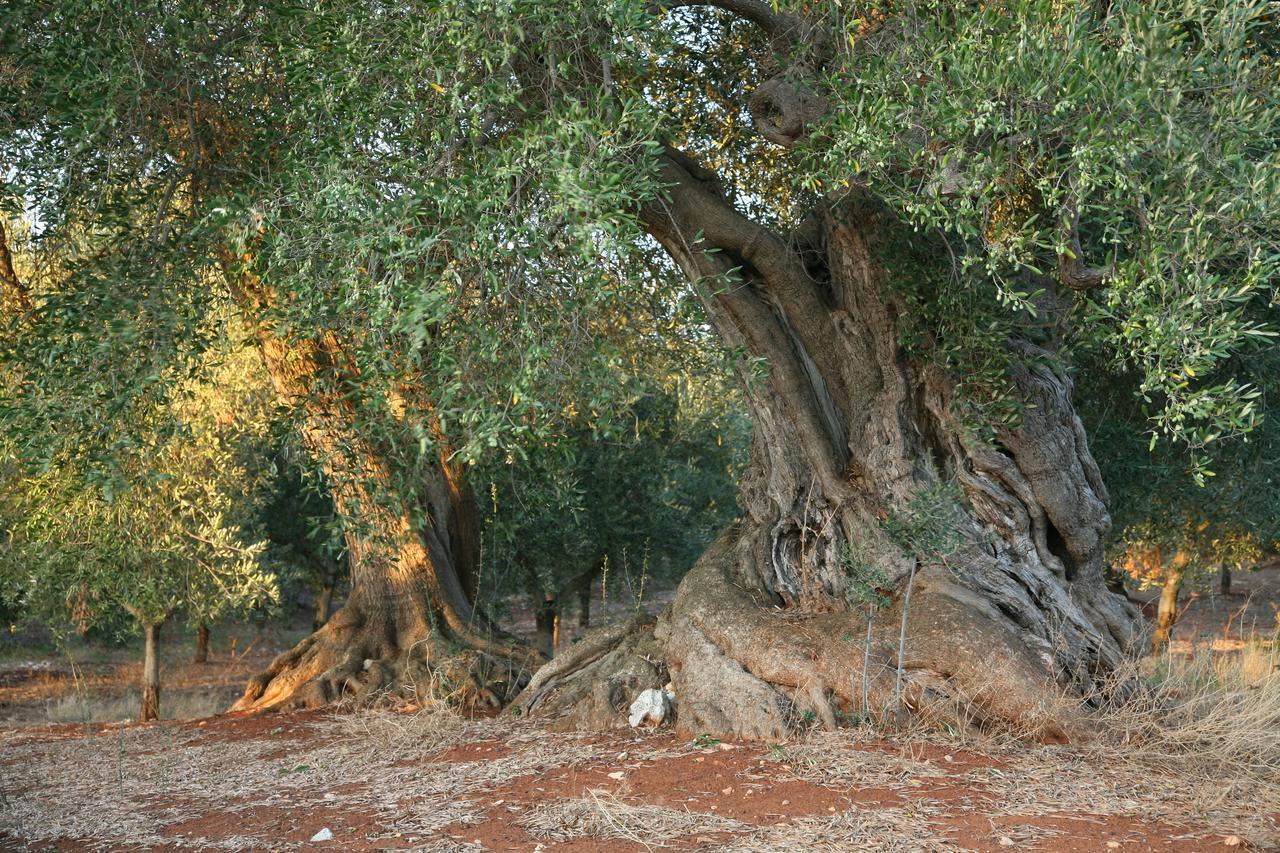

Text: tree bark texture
xmin=516 ymin=152 xmax=1141 ymax=740
xmin=140 ymin=622 xmax=161 ymax=722
xmin=226 ymin=258 xmax=539 ymax=712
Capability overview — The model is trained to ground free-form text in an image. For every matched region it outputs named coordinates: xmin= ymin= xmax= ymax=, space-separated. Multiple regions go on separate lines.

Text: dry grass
xmin=1092 ymin=640 xmax=1280 ymax=792
xmin=715 ymin=803 xmax=962 ymax=852
xmin=0 ymin=706 xmax=612 ymax=850
xmin=766 ymin=729 xmax=950 ymax=791
xmin=37 ymin=684 xmax=242 ymax=724
xmin=521 ymin=789 xmax=744 ymax=848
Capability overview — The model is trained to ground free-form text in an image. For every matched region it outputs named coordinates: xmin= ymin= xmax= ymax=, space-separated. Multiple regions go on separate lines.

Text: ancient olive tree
xmin=4 ymin=0 xmax=1277 ymax=736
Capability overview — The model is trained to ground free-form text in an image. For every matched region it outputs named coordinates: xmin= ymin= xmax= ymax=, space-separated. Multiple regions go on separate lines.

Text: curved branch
xmin=1057 ymin=196 xmax=1112 ymax=292
xmin=747 ymin=75 xmax=827 ymax=148
xmin=660 ymin=0 xmax=800 ymax=40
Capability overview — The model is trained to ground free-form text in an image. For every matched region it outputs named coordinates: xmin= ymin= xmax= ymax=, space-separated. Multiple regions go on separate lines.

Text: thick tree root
xmin=230 ymin=602 xmax=537 ymax=713
xmin=519 ymin=526 xmax=1138 ymax=742
xmin=512 ymin=614 xmax=668 ymax=730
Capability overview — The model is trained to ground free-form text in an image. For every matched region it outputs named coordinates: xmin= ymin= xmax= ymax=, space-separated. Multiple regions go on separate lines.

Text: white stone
xmin=310 ymin=828 xmax=333 ymax=842
xmin=628 ymin=687 xmax=674 ymax=727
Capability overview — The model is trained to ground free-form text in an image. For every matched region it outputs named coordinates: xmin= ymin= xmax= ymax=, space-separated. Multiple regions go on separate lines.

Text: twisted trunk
xmin=227 ymin=262 xmax=539 ymax=712
xmin=516 ymin=153 xmax=1140 ymax=739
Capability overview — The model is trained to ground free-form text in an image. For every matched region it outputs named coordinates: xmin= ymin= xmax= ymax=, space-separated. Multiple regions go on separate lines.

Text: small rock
xmin=998 ymin=838 xmax=1014 ymax=848
xmin=608 ymin=771 xmax=626 ymax=780
xmin=1223 ymin=837 xmax=1243 ymax=847
xmin=310 ymin=828 xmax=333 ymax=842
xmin=628 ymin=688 xmax=674 ymax=728
xmin=1106 ymin=843 xmax=1121 ymax=850
xmin=721 ymin=787 xmax=733 ymax=795
xmin=717 ymin=742 xmax=737 ymax=752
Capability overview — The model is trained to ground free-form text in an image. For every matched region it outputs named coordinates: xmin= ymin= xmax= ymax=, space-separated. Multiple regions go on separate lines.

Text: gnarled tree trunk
xmin=515 ymin=152 xmax=1141 ymax=740
xmin=226 ymin=261 xmax=539 ymax=712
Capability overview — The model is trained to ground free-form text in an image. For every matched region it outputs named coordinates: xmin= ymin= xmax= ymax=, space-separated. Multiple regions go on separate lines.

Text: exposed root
xmin=520 ymin=525 xmax=1127 ymax=741
xmin=230 ymin=601 xmax=538 ymax=713
xmin=513 ymin=614 xmax=668 ymax=730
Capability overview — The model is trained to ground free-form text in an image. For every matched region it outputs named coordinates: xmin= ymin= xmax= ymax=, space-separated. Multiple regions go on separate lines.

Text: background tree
xmin=259 ymin=451 xmax=350 ymax=633
xmin=1084 ymin=341 xmax=1280 ymax=653
xmin=482 ymin=370 xmax=748 ymax=655
xmin=0 ymin=330 xmax=280 ymax=720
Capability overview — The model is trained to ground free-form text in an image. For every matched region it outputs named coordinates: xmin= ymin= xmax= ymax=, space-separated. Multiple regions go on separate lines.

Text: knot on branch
xmin=748 ymin=76 xmax=826 ymax=148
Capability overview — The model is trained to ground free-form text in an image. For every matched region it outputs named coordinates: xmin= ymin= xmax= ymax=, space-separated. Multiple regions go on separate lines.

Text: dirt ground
xmin=1 ymin=703 xmax=1275 ymax=852
xmin=0 ymin=571 xmax=1276 ymax=852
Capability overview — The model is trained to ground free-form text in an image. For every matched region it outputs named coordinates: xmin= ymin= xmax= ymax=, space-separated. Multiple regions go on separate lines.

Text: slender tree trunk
xmin=577 ymin=577 xmax=591 ymax=631
xmin=140 ymin=622 xmax=162 ymax=722
xmin=0 ymin=219 xmax=34 ymax=315
xmin=516 ymin=152 xmax=1140 ymax=739
xmin=1152 ymin=559 xmax=1188 ymax=654
xmin=1218 ymin=563 xmax=1231 ymax=597
xmin=534 ymin=593 xmax=558 ymax=659
xmin=312 ymin=583 xmax=334 ymax=632
xmin=194 ymin=623 xmax=210 ymax=664
xmin=224 ymin=255 xmax=540 ymax=712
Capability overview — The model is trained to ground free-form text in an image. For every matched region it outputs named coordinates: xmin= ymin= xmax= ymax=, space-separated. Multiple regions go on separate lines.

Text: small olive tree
xmin=0 ymin=334 xmax=279 ymax=720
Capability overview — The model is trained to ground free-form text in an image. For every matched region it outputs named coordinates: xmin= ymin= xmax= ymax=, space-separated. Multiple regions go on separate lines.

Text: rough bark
xmin=516 ymin=152 xmax=1141 ymax=740
xmin=194 ymin=623 xmax=210 ymax=664
xmin=225 ymin=259 xmax=540 ymax=712
xmin=140 ymin=622 xmax=161 ymax=722
xmin=1218 ymin=563 xmax=1231 ymax=597
xmin=0 ymin=219 xmax=33 ymax=315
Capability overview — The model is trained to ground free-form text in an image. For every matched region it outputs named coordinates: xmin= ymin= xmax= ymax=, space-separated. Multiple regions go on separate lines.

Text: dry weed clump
xmin=521 ymin=789 xmax=744 ymax=847
xmin=1086 ymin=639 xmax=1280 ymax=803
xmin=768 ymin=729 xmax=950 ymax=791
